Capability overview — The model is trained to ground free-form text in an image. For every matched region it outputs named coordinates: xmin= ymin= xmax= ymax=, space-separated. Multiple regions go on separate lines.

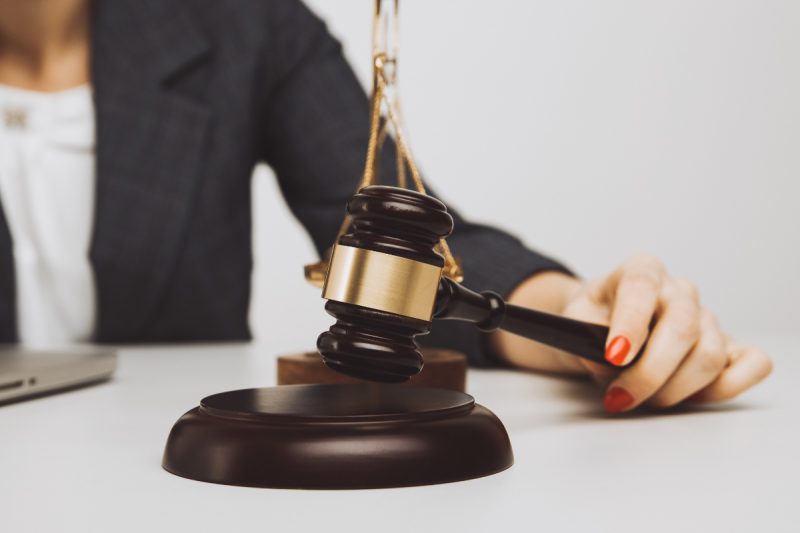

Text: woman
xmin=0 ymin=0 xmax=771 ymax=413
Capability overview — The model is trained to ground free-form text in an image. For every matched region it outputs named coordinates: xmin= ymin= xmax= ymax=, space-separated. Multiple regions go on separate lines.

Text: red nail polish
xmin=603 ymin=386 xmax=634 ymax=413
xmin=605 ymin=336 xmax=631 ymax=366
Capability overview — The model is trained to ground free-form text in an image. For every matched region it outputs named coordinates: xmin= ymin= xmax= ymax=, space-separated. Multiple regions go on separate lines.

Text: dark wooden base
xmin=162 ymin=384 xmax=513 ymax=489
xmin=277 ymin=348 xmax=467 ymax=392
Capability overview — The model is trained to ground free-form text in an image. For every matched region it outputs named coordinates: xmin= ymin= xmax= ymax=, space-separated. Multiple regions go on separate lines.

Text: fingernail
xmin=603 ymin=386 xmax=634 ymax=413
xmin=605 ymin=335 xmax=631 ymax=366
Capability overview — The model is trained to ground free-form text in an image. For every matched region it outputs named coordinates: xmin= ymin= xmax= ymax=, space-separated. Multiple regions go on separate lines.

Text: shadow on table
xmin=491 ymin=369 xmax=768 ymax=432
xmin=551 ymin=376 xmax=765 ymax=421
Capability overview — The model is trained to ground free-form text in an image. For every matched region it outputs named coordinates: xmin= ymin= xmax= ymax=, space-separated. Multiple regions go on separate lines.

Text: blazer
xmin=0 ymin=0 xmax=569 ymax=366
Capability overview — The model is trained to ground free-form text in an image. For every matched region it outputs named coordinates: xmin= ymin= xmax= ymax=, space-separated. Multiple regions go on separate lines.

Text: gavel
xmin=317 ymin=185 xmax=642 ymax=383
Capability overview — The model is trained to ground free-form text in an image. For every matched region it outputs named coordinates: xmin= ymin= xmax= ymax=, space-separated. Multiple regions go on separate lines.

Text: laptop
xmin=0 ymin=346 xmax=117 ymax=404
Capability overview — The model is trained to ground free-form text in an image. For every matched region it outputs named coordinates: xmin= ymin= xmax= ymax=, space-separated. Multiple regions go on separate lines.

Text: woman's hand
xmin=492 ymin=255 xmax=773 ymax=413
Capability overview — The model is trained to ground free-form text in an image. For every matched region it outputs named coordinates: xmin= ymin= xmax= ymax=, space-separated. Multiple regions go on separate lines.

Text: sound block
xmin=277 ymin=348 xmax=467 ymax=392
xmin=162 ymin=384 xmax=513 ymax=489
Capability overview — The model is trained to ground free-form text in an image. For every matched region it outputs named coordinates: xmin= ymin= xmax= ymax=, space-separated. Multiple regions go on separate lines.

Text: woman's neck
xmin=0 ymin=0 xmax=90 ymax=91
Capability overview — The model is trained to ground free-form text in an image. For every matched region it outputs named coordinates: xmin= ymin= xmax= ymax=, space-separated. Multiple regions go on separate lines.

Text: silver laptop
xmin=0 ymin=346 xmax=117 ymax=404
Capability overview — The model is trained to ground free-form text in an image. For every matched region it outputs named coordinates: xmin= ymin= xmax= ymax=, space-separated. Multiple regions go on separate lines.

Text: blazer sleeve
xmin=258 ymin=0 xmax=573 ymax=367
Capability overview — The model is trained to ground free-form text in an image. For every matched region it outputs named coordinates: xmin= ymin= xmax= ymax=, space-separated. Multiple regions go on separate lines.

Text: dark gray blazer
xmin=0 ymin=0 xmax=569 ymax=366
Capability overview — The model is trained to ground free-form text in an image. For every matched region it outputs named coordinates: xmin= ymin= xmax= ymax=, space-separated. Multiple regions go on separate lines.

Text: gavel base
xmin=162 ymin=384 xmax=513 ymax=489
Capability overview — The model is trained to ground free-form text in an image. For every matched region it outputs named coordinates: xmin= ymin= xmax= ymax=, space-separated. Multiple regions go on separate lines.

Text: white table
xmin=1 ymin=339 xmax=797 ymax=533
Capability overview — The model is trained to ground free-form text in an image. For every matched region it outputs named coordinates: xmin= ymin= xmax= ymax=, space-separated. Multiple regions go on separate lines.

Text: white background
xmin=250 ymin=0 xmax=800 ymax=357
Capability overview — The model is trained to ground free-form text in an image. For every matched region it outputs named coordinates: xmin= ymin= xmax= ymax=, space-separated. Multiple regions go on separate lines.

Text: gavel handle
xmin=434 ymin=277 xmax=642 ymax=368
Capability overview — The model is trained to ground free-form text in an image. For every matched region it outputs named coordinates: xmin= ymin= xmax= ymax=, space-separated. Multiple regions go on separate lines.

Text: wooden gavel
xmin=317 ymin=185 xmax=642 ymax=383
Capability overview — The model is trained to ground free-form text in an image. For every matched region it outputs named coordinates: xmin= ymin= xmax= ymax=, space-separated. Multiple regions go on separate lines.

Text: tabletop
xmin=1 ymin=337 xmax=797 ymax=533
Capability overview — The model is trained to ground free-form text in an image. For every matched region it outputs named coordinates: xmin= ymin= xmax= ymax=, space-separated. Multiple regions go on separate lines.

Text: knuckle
xmin=622 ymin=270 xmax=662 ymax=294
xmin=631 ymin=253 xmax=665 ymax=273
xmin=693 ymin=326 xmax=727 ymax=370
xmin=616 ymin=295 xmax=655 ymax=322
xmin=670 ymin=306 xmax=702 ymax=342
xmin=696 ymin=345 xmax=728 ymax=374
xmin=633 ymin=369 xmax=665 ymax=396
xmin=700 ymin=308 xmax=720 ymax=329
xmin=674 ymin=278 xmax=700 ymax=301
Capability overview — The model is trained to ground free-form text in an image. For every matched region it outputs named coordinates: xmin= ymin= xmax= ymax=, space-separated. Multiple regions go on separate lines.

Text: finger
xmin=691 ymin=344 xmax=773 ymax=403
xmin=600 ymin=256 xmax=666 ymax=367
xmin=647 ymin=309 xmax=727 ymax=408
xmin=603 ymin=281 xmax=701 ymax=413
xmin=560 ymin=287 xmax=618 ymax=384
xmin=596 ymin=255 xmax=666 ymax=305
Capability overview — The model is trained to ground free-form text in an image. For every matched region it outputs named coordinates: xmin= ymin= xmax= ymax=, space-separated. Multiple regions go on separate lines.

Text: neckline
xmin=0 ymin=84 xmax=91 ymax=101
xmin=0 ymin=84 xmax=94 ymax=132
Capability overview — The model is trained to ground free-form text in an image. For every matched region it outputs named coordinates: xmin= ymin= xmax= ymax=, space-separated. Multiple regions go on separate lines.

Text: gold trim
xmin=321 ymin=244 xmax=442 ymax=322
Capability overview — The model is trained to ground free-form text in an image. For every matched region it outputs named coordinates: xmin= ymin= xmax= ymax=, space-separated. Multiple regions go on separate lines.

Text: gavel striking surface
xmin=162 ymin=384 xmax=513 ymax=489
xmin=277 ymin=348 xmax=468 ymax=392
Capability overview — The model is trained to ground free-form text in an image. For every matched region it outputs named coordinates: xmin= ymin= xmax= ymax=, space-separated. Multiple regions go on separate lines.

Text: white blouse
xmin=0 ymin=84 xmax=96 ymax=346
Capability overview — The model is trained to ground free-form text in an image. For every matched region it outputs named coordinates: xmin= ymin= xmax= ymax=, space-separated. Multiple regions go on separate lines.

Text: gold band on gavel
xmin=321 ymin=244 xmax=443 ymax=322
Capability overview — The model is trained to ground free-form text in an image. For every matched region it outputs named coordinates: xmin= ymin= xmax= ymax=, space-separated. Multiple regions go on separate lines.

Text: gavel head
xmin=317 ymin=185 xmax=454 ymax=383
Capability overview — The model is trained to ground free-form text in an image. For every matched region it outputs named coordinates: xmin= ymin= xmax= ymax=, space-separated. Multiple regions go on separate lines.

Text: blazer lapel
xmin=90 ymin=0 xmax=211 ymax=340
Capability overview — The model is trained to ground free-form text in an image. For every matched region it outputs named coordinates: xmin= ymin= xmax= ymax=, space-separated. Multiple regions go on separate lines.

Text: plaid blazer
xmin=0 ymin=0 xmax=569 ymax=366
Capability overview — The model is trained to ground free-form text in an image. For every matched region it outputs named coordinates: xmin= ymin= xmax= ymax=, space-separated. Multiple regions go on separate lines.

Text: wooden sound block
xmin=277 ymin=348 xmax=468 ymax=392
xmin=162 ymin=384 xmax=513 ymax=489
